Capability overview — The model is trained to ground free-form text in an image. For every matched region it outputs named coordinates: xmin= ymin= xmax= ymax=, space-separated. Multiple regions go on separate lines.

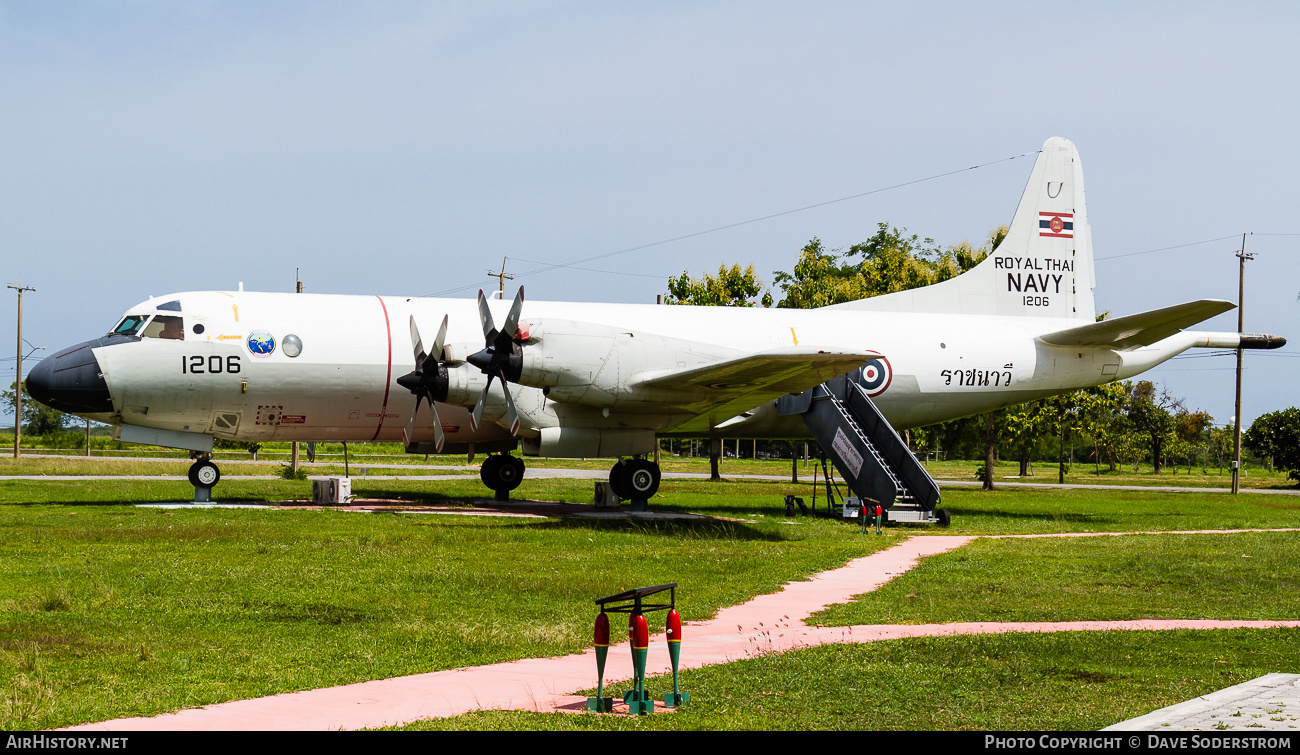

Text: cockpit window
xmin=156 ymin=300 xmax=182 ymax=312
xmin=141 ymin=315 xmax=185 ymax=340
xmin=110 ymin=314 xmax=149 ymax=337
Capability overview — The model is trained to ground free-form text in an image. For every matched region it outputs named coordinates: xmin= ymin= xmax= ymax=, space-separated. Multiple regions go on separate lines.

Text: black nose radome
xmin=25 ymin=338 xmax=115 ymax=415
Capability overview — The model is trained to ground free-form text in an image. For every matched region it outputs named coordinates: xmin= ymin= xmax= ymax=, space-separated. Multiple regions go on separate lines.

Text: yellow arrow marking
xmin=217 ymin=335 xmax=242 ymax=341
xmin=232 ymin=305 xmax=239 ymax=322
xmin=790 ymin=327 xmax=799 ymax=346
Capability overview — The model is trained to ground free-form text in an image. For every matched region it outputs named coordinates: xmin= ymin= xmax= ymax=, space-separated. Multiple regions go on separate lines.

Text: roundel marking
xmin=1050 ymin=216 xmax=1064 ymax=234
xmin=859 ymin=356 xmax=892 ymax=397
xmin=247 ymin=330 xmax=276 ymax=358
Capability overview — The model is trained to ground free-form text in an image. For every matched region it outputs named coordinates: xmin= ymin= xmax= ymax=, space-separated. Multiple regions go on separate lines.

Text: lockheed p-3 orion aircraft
xmin=26 ymin=138 xmax=1285 ymax=501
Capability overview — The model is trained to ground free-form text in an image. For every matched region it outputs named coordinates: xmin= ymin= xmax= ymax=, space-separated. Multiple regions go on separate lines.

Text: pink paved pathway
xmin=66 ymin=532 xmax=1300 ymax=731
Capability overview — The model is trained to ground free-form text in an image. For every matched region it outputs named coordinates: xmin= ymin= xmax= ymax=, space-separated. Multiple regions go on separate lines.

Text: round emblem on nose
xmin=247 ymin=330 xmax=276 ymax=357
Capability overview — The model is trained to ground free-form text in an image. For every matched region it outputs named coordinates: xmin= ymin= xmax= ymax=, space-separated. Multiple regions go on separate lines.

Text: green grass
xmin=0 ymin=467 xmax=1297 ymax=730
xmin=0 ymin=499 xmax=885 ymax=729
xmin=811 ymin=531 xmax=1300 ymax=626
xmin=0 ymin=454 xmax=479 ymax=479
xmin=3 ymin=448 xmax=1293 ymax=489
xmin=931 ymin=486 xmax=1300 ymax=535
xmin=0 ymin=472 xmax=1296 ymax=529
xmin=396 ymin=629 xmax=1300 ymax=730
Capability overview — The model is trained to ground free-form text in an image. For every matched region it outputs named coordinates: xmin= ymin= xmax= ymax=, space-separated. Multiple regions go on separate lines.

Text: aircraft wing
xmin=629 ymin=347 xmax=873 ymax=433
xmin=1037 ymin=299 xmax=1235 ymax=350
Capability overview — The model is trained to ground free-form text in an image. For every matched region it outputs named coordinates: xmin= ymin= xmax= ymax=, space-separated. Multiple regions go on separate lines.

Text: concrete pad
xmin=1105 ymin=674 xmax=1300 ymax=731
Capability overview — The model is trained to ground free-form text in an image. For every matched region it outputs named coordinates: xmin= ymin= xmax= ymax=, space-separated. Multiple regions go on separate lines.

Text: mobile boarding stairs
xmin=777 ymin=373 xmax=948 ymax=525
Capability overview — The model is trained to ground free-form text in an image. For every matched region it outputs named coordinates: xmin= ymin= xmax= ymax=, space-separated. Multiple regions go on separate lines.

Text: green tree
xmin=666 ymin=263 xmax=772 ymax=307
xmin=1045 ymin=391 xmax=1087 ymax=483
xmin=1243 ymin=407 xmax=1300 ymax=484
xmin=1125 ymin=381 xmax=1181 ymax=474
xmin=1172 ymin=408 xmax=1214 ymax=473
xmin=213 ymin=437 xmax=264 ymax=460
xmin=1002 ymin=400 xmax=1053 ymax=476
xmin=772 ymin=224 xmax=1006 ymax=309
xmin=770 ymin=238 xmax=863 ymax=309
xmin=1077 ymin=382 xmax=1129 ymax=473
xmin=4 ymin=382 xmax=69 ymax=436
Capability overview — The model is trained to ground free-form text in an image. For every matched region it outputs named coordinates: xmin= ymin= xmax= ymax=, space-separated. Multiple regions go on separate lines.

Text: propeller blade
xmin=409 ymin=315 xmax=426 ymax=366
xmin=501 ymin=288 xmax=525 ymax=340
xmin=500 ymin=377 xmax=521 ymax=436
xmin=403 ymin=393 xmax=425 ymax=449
xmin=433 ymin=315 xmax=448 ymax=361
xmin=470 ymin=372 xmax=494 ymax=431
xmin=428 ymin=397 xmax=446 ymax=453
xmin=476 ymin=290 xmax=496 ymax=340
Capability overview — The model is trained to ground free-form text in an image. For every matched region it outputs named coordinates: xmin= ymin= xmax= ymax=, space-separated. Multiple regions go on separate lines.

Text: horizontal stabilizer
xmin=1038 ymin=299 xmax=1235 ymax=350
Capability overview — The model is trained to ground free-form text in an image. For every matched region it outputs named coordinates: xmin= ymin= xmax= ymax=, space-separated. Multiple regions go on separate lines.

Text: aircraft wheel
xmin=188 ymin=460 xmax=221 ymax=489
xmin=608 ymin=462 xmax=631 ymax=500
xmin=934 ymin=508 xmax=951 ymax=527
xmin=623 ymin=459 xmax=661 ymax=500
xmin=481 ymin=454 xmax=524 ymax=492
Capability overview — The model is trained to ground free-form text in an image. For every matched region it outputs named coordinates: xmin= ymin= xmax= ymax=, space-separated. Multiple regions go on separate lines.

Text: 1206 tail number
xmin=182 ymin=355 xmax=242 ymax=374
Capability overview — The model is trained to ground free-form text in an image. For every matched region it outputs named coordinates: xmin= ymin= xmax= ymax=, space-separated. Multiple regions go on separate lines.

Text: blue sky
xmin=2 ymin=1 xmax=1296 ymax=427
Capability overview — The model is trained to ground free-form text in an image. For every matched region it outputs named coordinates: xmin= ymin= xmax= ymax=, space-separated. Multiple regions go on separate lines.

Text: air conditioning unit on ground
xmin=311 ymin=476 xmax=352 ymax=505
xmin=594 ymin=481 xmax=620 ymax=509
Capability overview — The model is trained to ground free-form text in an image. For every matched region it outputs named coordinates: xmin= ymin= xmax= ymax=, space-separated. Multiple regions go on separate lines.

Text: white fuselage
xmin=79 ymin=289 xmax=1201 ymax=454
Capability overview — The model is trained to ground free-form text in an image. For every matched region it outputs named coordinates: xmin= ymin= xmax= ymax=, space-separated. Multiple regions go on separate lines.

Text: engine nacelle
xmin=520 ymin=427 xmax=656 ymax=458
xmin=515 ymin=319 xmax=737 ymax=409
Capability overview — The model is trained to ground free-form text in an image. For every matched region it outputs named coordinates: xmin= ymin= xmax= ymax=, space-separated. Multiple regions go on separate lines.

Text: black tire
xmin=623 ymin=459 xmax=661 ymax=500
xmin=934 ymin=508 xmax=952 ymax=527
xmin=188 ymin=460 xmax=220 ymax=489
xmin=481 ymin=454 xmax=524 ymax=492
xmin=608 ymin=463 xmax=631 ymax=500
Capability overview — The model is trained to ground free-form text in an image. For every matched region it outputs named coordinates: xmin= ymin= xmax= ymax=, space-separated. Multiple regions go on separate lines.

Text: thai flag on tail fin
xmin=1039 ymin=212 xmax=1074 ymax=238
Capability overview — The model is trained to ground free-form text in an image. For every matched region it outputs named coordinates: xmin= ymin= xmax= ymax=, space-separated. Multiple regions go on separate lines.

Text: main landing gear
xmin=480 ymin=453 xmax=525 ymax=501
xmin=609 ymin=458 xmax=661 ymax=510
xmin=188 ymin=455 xmax=221 ymax=503
xmin=475 ymin=454 xmax=663 ymax=509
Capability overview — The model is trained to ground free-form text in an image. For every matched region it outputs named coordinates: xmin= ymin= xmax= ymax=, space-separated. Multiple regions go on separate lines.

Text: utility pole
xmin=1232 ymin=234 xmax=1253 ymax=495
xmin=292 ymin=269 xmax=302 ymax=476
xmin=488 ymin=257 xmax=513 ymax=297
xmin=8 ymin=279 xmax=35 ymax=459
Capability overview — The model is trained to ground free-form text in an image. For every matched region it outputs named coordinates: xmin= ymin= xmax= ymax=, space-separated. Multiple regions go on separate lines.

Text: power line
xmin=1097 ymin=231 xmax=1300 ymax=263
xmin=1095 ymin=235 xmax=1241 ymax=262
xmin=424 ymin=149 xmax=1042 ymax=297
xmin=508 ymin=257 xmax=671 ymax=280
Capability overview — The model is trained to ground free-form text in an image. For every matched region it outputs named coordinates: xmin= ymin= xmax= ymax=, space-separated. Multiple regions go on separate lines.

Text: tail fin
xmin=830 ymin=136 xmax=1096 ymax=321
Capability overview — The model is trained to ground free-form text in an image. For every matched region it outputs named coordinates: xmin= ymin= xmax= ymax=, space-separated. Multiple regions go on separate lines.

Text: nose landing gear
xmin=187 ymin=455 xmax=221 ymax=503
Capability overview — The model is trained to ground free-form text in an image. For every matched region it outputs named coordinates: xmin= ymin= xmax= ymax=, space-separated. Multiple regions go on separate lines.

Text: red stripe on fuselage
xmin=371 ymin=296 xmax=394 ymax=441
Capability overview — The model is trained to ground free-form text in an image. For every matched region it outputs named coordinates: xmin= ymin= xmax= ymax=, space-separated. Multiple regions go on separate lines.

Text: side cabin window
xmin=110 ymin=314 xmax=149 ymax=337
xmin=141 ymin=315 xmax=185 ymax=340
